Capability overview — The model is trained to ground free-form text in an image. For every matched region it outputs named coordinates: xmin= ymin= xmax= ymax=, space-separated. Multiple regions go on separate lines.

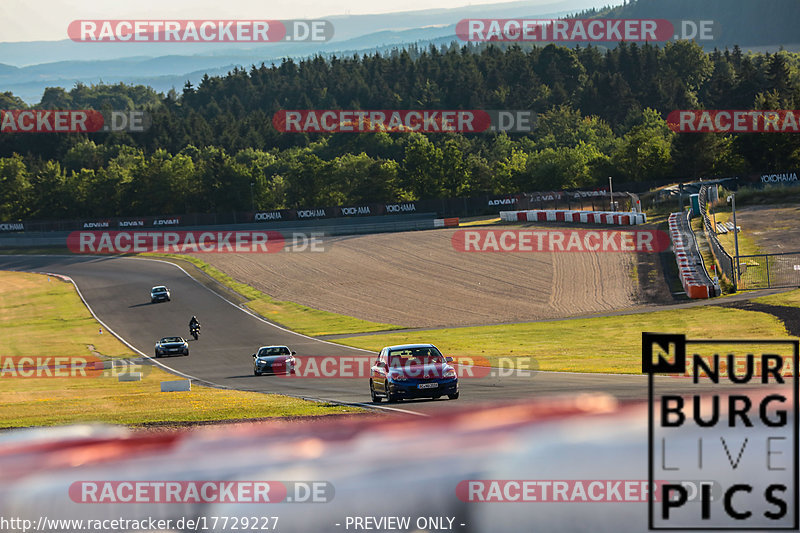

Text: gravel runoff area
xmin=193 ymin=225 xmax=659 ymax=329
xmin=728 ymin=205 xmax=800 ymax=253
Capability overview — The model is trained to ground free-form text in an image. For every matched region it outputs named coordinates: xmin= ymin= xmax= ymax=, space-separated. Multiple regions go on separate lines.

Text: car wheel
xmin=448 ymin=392 xmax=460 ymax=400
xmin=385 ymin=384 xmax=396 ymax=403
xmin=254 ymin=369 xmax=262 ymax=376
xmin=370 ymin=381 xmax=381 ymax=403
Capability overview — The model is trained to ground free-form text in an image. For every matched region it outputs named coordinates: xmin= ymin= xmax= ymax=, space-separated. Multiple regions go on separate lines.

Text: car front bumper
xmin=387 ymin=379 xmax=458 ymax=398
xmin=255 ymin=363 xmax=295 ymax=375
xmin=157 ymin=346 xmax=188 ymax=355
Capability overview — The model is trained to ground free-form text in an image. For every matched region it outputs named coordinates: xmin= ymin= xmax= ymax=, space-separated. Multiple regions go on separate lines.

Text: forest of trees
xmin=1 ymin=40 xmax=799 ymax=220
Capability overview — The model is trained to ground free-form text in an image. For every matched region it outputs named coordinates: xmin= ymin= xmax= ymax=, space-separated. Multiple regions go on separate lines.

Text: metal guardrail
xmin=0 ymin=215 xmax=444 ymax=249
xmin=684 ymin=210 xmax=718 ymax=290
xmin=698 ymin=185 xmax=737 ymax=289
xmin=670 ymin=210 xmax=718 ymax=298
xmin=0 ymin=189 xmax=633 ymax=234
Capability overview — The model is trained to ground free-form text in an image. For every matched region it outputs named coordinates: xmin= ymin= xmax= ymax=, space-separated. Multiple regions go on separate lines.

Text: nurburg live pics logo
xmin=642 ymin=333 xmax=799 ymax=530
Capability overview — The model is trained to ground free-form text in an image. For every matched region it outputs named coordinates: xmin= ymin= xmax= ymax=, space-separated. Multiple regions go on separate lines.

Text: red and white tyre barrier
xmin=434 ymin=217 xmax=460 ymax=228
xmin=500 ymin=210 xmax=646 ymax=226
xmin=668 ymin=212 xmax=718 ymax=299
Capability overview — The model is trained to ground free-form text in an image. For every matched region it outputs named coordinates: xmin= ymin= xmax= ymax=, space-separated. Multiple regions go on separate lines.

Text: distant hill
xmin=1 ymin=0 xmax=798 ymax=103
xmin=593 ymin=0 xmax=800 ymax=49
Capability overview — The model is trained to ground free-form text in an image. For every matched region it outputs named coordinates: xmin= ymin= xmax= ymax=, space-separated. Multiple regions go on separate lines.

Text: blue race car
xmin=370 ymin=343 xmax=458 ymax=402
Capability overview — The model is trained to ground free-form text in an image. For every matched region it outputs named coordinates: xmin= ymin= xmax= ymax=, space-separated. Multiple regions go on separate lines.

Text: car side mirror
xmin=376 ymin=361 xmax=386 ymax=369
xmin=252 ymin=353 xmax=257 ymax=358
xmin=291 ymin=351 xmax=297 ymax=356
xmin=445 ymin=356 xmax=453 ymax=362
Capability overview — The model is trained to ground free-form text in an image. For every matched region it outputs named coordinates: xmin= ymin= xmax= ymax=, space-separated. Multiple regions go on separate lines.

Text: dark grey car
xmin=253 ymin=345 xmax=296 ymax=375
xmin=155 ymin=336 xmax=189 ymax=357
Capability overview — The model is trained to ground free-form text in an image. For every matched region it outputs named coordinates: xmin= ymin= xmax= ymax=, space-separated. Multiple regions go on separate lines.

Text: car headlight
xmin=388 ymin=372 xmax=408 ymax=382
xmin=444 ymin=368 xmax=456 ymax=378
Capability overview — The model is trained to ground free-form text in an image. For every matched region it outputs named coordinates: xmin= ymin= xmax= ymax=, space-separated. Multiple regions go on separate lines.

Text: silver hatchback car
xmin=150 ymin=285 xmax=171 ymax=303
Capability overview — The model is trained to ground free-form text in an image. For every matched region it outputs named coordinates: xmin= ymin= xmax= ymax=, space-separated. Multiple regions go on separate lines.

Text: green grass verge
xmin=713 ymin=210 xmax=762 ymax=258
xmin=333 ymin=306 xmax=788 ymax=374
xmin=140 ymin=253 xmax=404 ymax=336
xmin=730 ymin=184 xmax=800 ymax=206
xmin=0 ymin=271 xmax=364 ymax=428
xmin=753 ymin=288 xmax=800 ymax=308
xmin=459 ymin=217 xmax=501 ymax=226
xmin=0 ymin=271 xmax=134 ymax=360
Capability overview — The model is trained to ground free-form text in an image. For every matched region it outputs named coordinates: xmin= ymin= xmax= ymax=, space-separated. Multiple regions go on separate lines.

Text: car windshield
xmin=388 ymin=347 xmax=444 ymax=366
xmin=258 ymin=347 xmax=290 ymax=356
xmin=152 ymin=287 xmax=167 ymax=293
xmin=161 ymin=337 xmax=182 ymax=343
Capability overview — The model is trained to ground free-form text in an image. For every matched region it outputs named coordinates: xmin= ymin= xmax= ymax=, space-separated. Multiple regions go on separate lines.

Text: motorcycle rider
xmin=189 ymin=315 xmax=200 ymax=333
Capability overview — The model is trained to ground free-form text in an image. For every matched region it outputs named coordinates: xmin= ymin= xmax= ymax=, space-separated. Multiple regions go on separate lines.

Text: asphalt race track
xmin=1 ymin=255 xmax=711 ymax=414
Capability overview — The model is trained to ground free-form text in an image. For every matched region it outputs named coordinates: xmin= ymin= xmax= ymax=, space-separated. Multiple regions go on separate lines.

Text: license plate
xmin=418 ymin=383 xmax=438 ymax=389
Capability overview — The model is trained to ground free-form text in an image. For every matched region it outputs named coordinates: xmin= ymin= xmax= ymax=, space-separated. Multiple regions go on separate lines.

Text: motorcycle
xmin=190 ymin=323 xmax=201 ymax=340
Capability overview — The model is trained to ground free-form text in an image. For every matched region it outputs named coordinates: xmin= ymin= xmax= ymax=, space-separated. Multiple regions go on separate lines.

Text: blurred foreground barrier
xmin=0 ymin=389 xmax=793 ymax=532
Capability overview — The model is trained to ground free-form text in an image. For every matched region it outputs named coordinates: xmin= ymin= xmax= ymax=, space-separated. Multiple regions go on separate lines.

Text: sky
xmin=0 ymin=0 xmax=611 ymax=42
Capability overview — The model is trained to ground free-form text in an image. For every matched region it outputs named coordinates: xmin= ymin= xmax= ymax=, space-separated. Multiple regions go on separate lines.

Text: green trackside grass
xmin=0 ymin=271 xmax=363 ymax=428
xmin=642 ymin=212 xmax=669 ymax=226
xmin=732 ymin=184 xmax=800 ymax=205
xmin=459 ymin=216 xmax=501 ymax=226
xmin=714 ymin=210 xmax=761 ymax=258
xmin=753 ymin=288 xmax=800 ymax=308
xmin=0 ymin=271 xmax=133 ymax=360
xmin=140 ymin=253 xmax=404 ymax=336
xmin=333 ymin=306 xmax=788 ymax=374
